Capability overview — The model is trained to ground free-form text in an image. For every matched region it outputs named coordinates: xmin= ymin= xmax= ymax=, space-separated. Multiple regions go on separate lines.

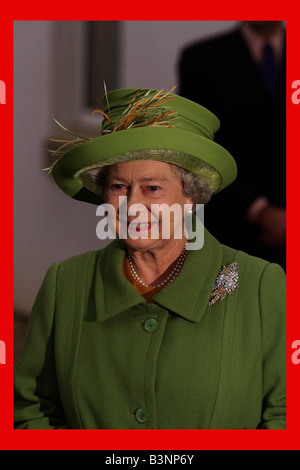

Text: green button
xmin=135 ymin=408 xmax=149 ymax=423
xmin=143 ymin=318 xmax=158 ymax=332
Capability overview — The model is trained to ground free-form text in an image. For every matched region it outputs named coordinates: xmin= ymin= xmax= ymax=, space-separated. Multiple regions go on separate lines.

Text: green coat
xmin=14 ymin=230 xmax=286 ymax=429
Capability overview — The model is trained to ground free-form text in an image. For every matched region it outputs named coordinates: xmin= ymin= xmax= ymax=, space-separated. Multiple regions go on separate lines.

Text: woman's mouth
xmin=128 ymin=222 xmax=153 ymax=232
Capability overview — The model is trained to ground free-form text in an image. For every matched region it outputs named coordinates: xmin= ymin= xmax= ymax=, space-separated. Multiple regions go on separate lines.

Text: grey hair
xmin=170 ymin=165 xmax=211 ymax=206
xmin=95 ymin=163 xmax=212 ymax=206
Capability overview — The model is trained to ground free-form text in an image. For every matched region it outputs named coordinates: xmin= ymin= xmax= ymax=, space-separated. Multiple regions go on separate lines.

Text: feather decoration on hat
xmin=44 ymin=85 xmax=178 ymax=174
xmin=93 ymin=85 xmax=178 ymax=133
xmin=44 ymin=119 xmax=92 ymax=174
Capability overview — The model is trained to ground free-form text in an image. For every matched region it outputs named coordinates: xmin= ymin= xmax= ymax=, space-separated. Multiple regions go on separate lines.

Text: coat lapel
xmin=95 ymin=239 xmax=147 ymax=322
xmin=153 ymin=228 xmax=223 ymax=322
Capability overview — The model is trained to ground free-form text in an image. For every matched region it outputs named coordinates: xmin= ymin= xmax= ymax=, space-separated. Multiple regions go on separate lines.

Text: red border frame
xmin=1 ymin=1 xmax=299 ymax=450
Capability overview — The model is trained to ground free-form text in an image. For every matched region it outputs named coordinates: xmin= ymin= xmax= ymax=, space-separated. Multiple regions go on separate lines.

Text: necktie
xmin=260 ymin=42 xmax=279 ymax=96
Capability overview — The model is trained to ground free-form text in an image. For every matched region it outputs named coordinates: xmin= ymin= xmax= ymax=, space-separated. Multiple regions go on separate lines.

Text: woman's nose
xmin=126 ymin=188 xmax=148 ymax=219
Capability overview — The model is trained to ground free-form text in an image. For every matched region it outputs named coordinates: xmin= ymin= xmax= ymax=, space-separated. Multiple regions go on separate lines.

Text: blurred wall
xmin=14 ymin=20 xmax=237 ymax=316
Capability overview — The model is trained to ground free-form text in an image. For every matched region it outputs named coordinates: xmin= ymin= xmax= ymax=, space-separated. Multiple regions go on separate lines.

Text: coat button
xmin=142 ymin=318 xmax=158 ymax=332
xmin=135 ymin=408 xmax=149 ymax=423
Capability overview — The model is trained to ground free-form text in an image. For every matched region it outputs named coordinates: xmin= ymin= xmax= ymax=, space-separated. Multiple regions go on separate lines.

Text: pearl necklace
xmin=126 ymin=246 xmax=188 ymax=288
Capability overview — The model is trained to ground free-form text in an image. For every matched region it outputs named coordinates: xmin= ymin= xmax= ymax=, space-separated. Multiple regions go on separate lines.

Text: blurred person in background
xmin=179 ymin=21 xmax=286 ymax=270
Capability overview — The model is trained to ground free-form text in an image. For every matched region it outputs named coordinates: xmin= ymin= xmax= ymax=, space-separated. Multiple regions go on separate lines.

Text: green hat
xmin=50 ymin=87 xmax=237 ymax=205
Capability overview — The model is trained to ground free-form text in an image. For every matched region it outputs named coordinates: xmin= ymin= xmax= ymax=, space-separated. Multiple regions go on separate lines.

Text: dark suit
xmin=179 ymin=26 xmax=286 ymax=268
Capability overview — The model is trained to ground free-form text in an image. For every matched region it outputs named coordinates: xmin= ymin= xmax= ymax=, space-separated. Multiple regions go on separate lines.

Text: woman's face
xmin=103 ymin=160 xmax=193 ymax=251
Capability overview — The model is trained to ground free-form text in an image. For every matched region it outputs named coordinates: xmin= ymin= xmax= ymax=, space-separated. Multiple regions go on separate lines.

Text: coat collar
xmin=95 ymin=229 xmax=223 ymax=323
xmin=153 ymin=230 xmax=222 ymax=322
xmin=95 ymin=239 xmax=147 ymax=322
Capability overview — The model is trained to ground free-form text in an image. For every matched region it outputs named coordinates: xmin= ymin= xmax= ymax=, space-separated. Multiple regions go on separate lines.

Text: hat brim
xmin=52 ymin=126 xmax=237 ymax=205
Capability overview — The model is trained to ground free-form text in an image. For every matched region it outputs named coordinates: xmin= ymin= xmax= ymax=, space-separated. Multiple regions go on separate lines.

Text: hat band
xmin=101 ymin=109 xmax=215 ymax=140
xmin=75 ymin=149 xmax=221 ymax=196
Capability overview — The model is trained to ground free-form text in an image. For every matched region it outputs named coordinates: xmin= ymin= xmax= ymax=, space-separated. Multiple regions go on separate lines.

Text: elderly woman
xmin=14 ymin=88 xmax=286 ymax=429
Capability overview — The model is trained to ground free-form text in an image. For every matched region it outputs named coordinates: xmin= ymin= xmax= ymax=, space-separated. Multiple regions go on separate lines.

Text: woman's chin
xmin=117 ymin=222 xmax=161 ymax=249
xmin=122 ymin=236 xmax=161 ymax=252
xmin=121 ymin=235 xmax=186 ymax=253
xmin=116 ymin=221 xmax=186 ymax=251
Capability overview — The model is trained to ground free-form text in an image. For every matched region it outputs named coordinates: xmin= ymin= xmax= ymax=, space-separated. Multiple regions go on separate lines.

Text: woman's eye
xmin=111 ymin=184 xmax=126 ymax=190
xmin=147 ymin=186 xmax=160 ymax=192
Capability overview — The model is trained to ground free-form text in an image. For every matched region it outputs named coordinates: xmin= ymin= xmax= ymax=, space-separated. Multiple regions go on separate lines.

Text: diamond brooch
xmin=209 ymin=262 xmax=239 ymax=306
